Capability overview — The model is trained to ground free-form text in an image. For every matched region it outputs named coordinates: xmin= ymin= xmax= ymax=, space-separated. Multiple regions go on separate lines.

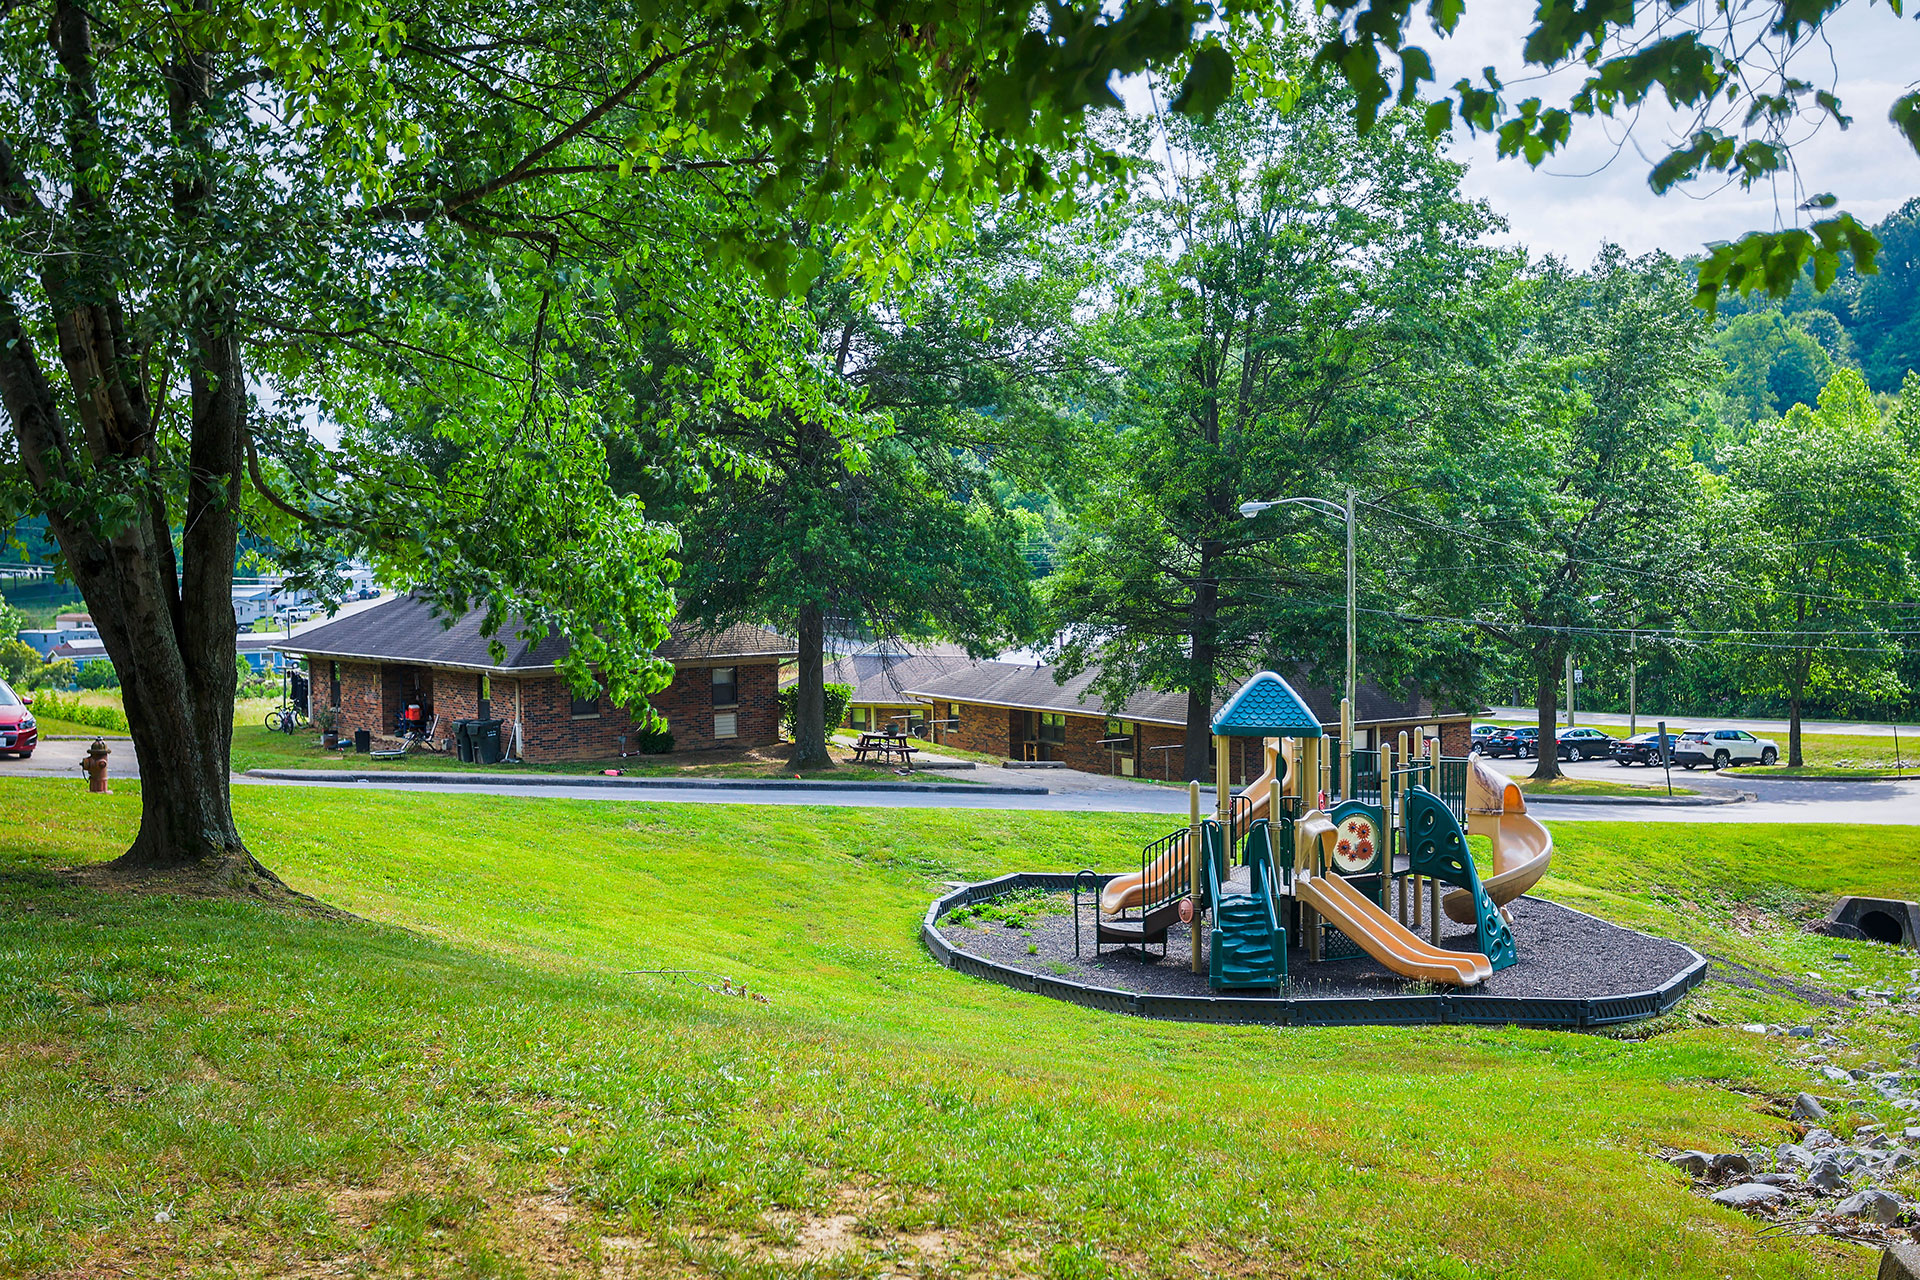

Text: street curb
xmin=243 ymin=768 xmax=1050 ymax=796
xmin=1721 ymin=771 xmax=1914 ymax=783
xmin=1523 ymin=790 xmax=1749 ymax=808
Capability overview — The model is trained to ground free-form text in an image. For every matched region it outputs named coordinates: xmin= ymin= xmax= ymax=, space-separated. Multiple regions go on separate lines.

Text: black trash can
xmin=475 ymin=718 xmax=504 ymax=765
xmin=353 ymin=729 xmax=371 ymax=754
xmin=454 ymin=720 xmax=476 ymax=763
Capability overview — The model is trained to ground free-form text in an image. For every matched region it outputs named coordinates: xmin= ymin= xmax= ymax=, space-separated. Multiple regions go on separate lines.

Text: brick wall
xmin=933 ymin=700 xmax=1016 ymax=759
xmin=1439 ymin=719 xmax=1471 ymax=757
xmin=312 ymin=656 xmax=782 ymax=762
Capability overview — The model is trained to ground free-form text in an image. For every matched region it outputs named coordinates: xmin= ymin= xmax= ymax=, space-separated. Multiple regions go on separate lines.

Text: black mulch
xmin=936 ymin=893 xmax=1694 ymax=1000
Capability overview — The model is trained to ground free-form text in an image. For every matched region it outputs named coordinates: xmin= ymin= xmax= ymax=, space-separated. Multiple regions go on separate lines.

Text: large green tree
xmin=1050 ymin=66 xmax=1498 ymax=778
xmin=1716 ymin=368 xmax=1916 ymax=764
xmin=1395 ymin=251 xmax=1717 ymax=781
xmin=667 ymin=227 xmax=1075 ymax=767
xmin=0 ymin=0 xmax=1232 ymax=881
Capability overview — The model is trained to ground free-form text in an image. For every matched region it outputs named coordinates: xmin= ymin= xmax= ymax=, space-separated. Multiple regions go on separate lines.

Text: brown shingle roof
xmin=275 ymin=593 xmax=794 ymax=673
xmin=819 ymin=644 xmax=978 ymax=707
xmin=902 ymin=660 xmax=1461 ymax=729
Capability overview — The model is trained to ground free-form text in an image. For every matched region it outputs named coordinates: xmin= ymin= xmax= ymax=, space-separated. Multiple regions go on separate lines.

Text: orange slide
xmin=1099 ymin=746 xmax=1286 ymax=916
xmin=1294 ymin=868 xmax=1493 ymax=986
xmin=1442 ymin=758 xmax=1553 ymax=924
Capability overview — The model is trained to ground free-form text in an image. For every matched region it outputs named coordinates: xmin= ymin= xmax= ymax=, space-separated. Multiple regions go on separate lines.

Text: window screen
xmin=571 ymin=691 xmax=600 ymax=718
xmin=712 ymin=667 xmax=738 ymax=707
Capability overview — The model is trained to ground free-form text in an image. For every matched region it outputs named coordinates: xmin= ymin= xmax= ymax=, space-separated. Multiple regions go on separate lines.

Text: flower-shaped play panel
xmin=1331 ymin=815 xmax=1378 ymax=875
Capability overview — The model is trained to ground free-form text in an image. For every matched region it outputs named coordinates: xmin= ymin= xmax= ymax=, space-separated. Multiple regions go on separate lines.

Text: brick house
xmin=817 ymin=641 xmax=978 ymax=736
xmin=904 ymin=660 xmax=1471 ymax=781
xmin=277 ymin=594 xmax=794 ymax=763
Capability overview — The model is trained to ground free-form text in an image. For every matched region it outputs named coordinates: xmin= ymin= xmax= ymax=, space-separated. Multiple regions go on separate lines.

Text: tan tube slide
xmin=1100 ymin=744 xmax=1285 ymax=916
xmin=1295 ymin=867 xmax=1493 ymax=987
xmin=1443 ymin=758 xmax=1554 ymax=924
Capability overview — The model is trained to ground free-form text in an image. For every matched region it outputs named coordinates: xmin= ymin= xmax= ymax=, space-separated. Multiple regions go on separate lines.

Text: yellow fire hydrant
xmin=79 ymin=738 xmax=112 ymax=794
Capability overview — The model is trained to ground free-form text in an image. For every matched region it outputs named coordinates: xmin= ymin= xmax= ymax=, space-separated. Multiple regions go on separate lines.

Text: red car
xmin=0 ymin=679 xmax=37 ymax=759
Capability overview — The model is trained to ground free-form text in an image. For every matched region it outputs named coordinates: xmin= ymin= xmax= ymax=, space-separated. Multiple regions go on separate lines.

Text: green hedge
xmin=777 ymin=682 xmax=855 ymax=737
xmin=29 ymin=692 xmax=130 ymax=733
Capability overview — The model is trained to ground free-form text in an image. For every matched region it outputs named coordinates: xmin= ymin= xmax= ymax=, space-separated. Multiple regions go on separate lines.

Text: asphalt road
xmin=22 ymin=733 xmax=1920 ymax=823
xmin=1487 ymin=706 xmax=1916 ymax=739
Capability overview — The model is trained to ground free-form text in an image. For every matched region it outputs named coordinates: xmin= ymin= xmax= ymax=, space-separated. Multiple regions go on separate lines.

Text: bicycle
xmin=265 ymin=706 xmax=309 ymax=734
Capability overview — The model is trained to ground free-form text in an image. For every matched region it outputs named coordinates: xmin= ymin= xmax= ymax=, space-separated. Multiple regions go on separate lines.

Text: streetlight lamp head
xmin=1238 ymin=500 xmax=1276 ymax=519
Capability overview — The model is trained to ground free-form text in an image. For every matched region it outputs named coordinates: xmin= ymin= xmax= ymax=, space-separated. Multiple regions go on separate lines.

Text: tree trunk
xmin=1531 ymin=651 xmax=1563 ymax=782
xmin=1182 ymin=548 xmax=1220 ymax=784
xmin=0 ymin=7 xmax=276 ymax=886
xmin=788 ymin=602 xmax=832 ymax=770
xmin=1788 ymin=688 xmax=1803 ymax=768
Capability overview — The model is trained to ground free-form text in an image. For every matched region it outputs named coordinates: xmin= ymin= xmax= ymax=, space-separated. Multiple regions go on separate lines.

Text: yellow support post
xmin=1189 ymin=780 xmax=1202 ymax=974
xmin=1427 ymin=735 xmax=1443 ymax=945
xmin=1340 ymin=696 xmax=1353 ymax=801
xmin=1382 ymin=740 xmax=1401 ymax=923
xmin=1215 ymin=734 xmax=1231 ymax=860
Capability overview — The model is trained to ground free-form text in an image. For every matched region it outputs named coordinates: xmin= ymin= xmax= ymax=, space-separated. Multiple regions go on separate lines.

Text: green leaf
xmin=1170 ymin=44 xmax=1236 ymax=118
xmin=1892 ymin=91 xmax=1920 ymax=154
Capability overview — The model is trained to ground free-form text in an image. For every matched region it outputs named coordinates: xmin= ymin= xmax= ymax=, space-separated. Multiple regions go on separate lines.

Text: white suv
xmin=1670 ymin=728 xmax=1780 ymax=770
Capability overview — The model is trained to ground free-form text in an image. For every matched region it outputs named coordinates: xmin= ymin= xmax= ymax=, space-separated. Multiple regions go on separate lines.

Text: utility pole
xmin=1628 ymin=632 xmax=1637 ymax=737
xmin=1344 ymin=488 xmax=1356 ymax=716
xmin=1565 ymin=652 xmax=1576 ymax=727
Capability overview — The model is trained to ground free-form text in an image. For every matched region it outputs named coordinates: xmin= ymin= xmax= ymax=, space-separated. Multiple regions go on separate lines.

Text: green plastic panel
xmin=1210 ymin=671 xmax=1324 ymax=738
xmin=1403 ymin=786 xmax=1517 ymax=972
xmin=1208 ymin=818 xmax=1287 ymax=990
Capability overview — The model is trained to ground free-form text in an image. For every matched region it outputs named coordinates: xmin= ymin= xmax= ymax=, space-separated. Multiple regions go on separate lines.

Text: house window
xmin=1105 ymin=718 xmax=1135 ymax=755
xmin=850 ymin=706 xmax=870 ymax=730
xmin=571 ymin=689 xmax=601 ymax=719
xmin=712 ymin=666 xmax=738 ymax=707
xmin=1037 ymin=712 xmax=1066 ymax=745
xmin=948 ymin=703 xmax=961 ymax=731
xmin=714 ymin=710 xmax=739 ymax=739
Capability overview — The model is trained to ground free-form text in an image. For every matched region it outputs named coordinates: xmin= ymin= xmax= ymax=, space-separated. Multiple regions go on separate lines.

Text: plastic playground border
xmin=922 ymin=873 xmax=1709 ymax=1029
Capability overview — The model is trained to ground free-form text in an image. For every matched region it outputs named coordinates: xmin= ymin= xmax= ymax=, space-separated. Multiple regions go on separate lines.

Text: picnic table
xmin=852 ymin=731 xmax=917 ymax=769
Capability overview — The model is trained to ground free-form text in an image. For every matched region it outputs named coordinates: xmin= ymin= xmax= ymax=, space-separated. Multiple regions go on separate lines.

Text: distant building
xmin=19 ymin=622 xmax=98 ymax=659
xmin=277 ymin=593 xmax=795 ymax=762
xmin=42 ymin=634 xmax=287 ymax=675
xmin=903 ymin=660 xmax=1471 ymax=780
xmin=818 ymin=641 xmax=980 ymax=736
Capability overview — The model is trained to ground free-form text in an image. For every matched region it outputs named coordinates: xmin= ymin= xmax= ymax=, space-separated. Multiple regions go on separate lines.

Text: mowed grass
xmin=1511 ymin=775 xmax=1698 ymax=797
xmin=2 ymin=782 xmax=1912 ymax=1279
xmin=227 ymin=723 xmax=973 ymax=784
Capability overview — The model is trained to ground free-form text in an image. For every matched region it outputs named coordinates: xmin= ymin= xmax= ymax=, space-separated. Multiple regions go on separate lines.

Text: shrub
xmin=27 ymin=659 xmax=78 ymax=690
xmin=636 ymin=724 xmax=674 ymax=754
xmin=27 ymin=691 xmax=130 ymax=734
xmin=777 ymin=682 xmax=856 ymax=737
xmin=77 ymin=661 xmax=119 ymax=690
xmin=0 ymin=637 xmax=41 ymax=684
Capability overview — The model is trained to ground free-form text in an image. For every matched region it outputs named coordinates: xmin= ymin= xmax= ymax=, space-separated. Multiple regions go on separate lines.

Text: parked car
xmin=1482 ymin=727 xmax=1539 ymax=758
xmin=0 ymin=679 xmax=36 ymax=759
xmin=1611 ymin=731 xmax=1684 ymax=766
xmin=1470 ymin=724 xmax=1504 ymax=747
xmin=1552 ymin=727 xmax=1615 ymax=761
xmin=1670 ymin=728 xmax=1780 ymax=770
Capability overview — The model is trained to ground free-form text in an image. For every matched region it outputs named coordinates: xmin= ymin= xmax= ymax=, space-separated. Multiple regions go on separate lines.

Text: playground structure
xmin=1087 ymin=671 xmax=1552 ymax=993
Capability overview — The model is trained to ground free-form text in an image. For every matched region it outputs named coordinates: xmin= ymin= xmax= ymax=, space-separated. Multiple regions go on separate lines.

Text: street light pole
xmin=1239 ymin=490 xmax=1358 ymax=715
xmin=1345 ymin=488 xmax=1356 ymax=718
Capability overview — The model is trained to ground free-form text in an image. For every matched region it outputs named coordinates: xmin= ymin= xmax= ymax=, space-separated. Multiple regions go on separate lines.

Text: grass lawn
xmin=4 ymin=783 xmax=1916 ymax=1278
xmin=228 ymin=724 xmax=974 ymax=784
xmin=1511 ymin=775 xmax=1699 ymax=797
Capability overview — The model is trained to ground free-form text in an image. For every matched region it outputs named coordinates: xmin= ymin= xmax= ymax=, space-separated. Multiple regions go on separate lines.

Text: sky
xmin=1120 ymin=0 xmax=1920 ymax=264
xmin=1428 ymin=0 xmax=1920 ymax=262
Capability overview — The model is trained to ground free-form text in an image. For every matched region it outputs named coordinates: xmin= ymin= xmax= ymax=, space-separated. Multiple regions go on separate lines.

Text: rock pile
xmin=1669 ymin=1030 xmax=1920 ymax=1243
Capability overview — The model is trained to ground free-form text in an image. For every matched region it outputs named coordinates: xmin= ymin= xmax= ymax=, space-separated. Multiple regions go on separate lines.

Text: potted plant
xmin=315 ymin=705 xmax=341 ymax=749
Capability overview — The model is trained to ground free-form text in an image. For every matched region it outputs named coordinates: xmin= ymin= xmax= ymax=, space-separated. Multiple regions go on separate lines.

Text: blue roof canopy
xmin=1210 ymin=671 xmax=1324 ymax=738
